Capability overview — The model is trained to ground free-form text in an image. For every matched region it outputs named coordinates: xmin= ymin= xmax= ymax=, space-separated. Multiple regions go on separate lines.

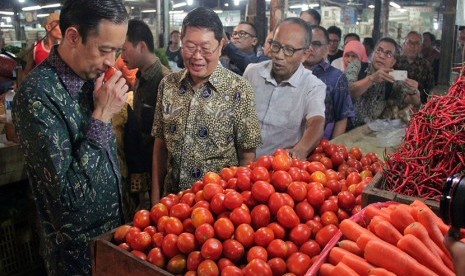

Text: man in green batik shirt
xmin=12 ymin=0 xmax=129 ymax=274
xmin=151 ymin=7 xmax=262 ymax=204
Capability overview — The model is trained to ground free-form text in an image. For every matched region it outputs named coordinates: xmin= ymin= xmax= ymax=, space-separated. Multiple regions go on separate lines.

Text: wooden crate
xmin=91 ymin=229 xmax=173 ymax=276
xmin=361 ymin=172 xmax=440 ymax=215
xmin=0 ymin=144 xmax=27 ymax=187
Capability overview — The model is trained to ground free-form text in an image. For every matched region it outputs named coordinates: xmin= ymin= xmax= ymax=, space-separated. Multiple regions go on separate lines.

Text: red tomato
xmin=305 ymin=219 xmax=323 ymax=238
xmin=243 ymin=259 xmax=272 ymax=276
xmin=337 ymin=191 xmax=356 ymax=210
xmin=103 ymin=66 xmax=118 ymax=82
xmin=254 ymin=227 xmax=275 ymax=247
xmin=329 ymin=152 xmax=345 ymax=168
xmin=246 ymin=246 xmax=268 ymax=262
xmin=113 ymin=224 xmax=131 ymax=244
xmin=267 ymin=258 xmax=287 ymax=276
xmin=306 ymin=187 xmax=325 ymax=207
xmin=320 ymin=211 xmax=339 ymax=226
xmin=195 ymin=191 xmax=206 ymax=203
xmin=193 ymin=200 xmax=210 ymax=210
xmin=251 ymin=181 xmax=275 ymax=203
xmin=210 ymin=193 xmax=226 ymax=215
xmin=241 ymin=191 xmax=258 ymax=209
xmin=125 ymin=226 xmax=141 ymax=246
xmin=162 ymin=233 xmax=180 ymax=258
xmin=287 ymin=252 xmax=312 ymax=276
xmin=349 ymin=146 xmax=363 ymax=160
xmin=289 ymin=224 xmax=312 ymax=246
xmin=164 ymin=217 xmax=184 ymax=235
xmin=325 ymin=179 xmax=342 ymax=194
xmin=152 ymin=232 xmax=164 ymax=248
xmin=203 ymin=183 xmax=224 ymax=201
xmin=251 ymin=204 xmax=271 ymax=229
xmin=337 ymin=208 xmax=350 ymax=221
xmin=287 ymin=181 xmax=307 ymax=202
xmin=187 ymin=251 xmax=204 ymax=271
xmin=370 ymin=161 xmax=384 ymax=174
xmin=177 ymin=232 xmax=197 ymax=254
xmin=352 ymin=204 xmax=362 ymax=215
xmin=272 ymin=154 xmax=292 ymax=171
xmin=251 ymin=166 xmax=271 ymax=183
xmin=306 ymin=161 xmax=327 ymax=174
xmin=235 ymin=223 xmax=255 ymax=248
xmin=299 ymin=240 xmax=321 ymax=257
xmin=217 ymin=258 xmax=235 ymax=271
xmin=255 ymin=155 xmax=273 ymax=170
xmin=223 ymin=191 xmax=243 ymax=210
xmin=118 ymin=242 xmax=131 ymax=251
xmin=133 ymin=209 xmax=151 ymax=230
xmin=161 ymin=194 xmax=179 ymax=209
xmin=203 ymin=171 xmax=222 ymax=185
xmin=214 ymin=218 xmax=235 ymax=240
xmin=143 ymin=225 xmax=156 ymax=237
xmin=236 ymin=174 xmax=252 ymax=191
xmin=220 ymin=167 xmax=235 ymax=181
xmin=230 ymin=206 xmax=251 ymax=226
xmin=266 ymin=239 xmax=288 ymax=259
xmin=319 ymin=157 xmax=333 ymax=170
xmin=347 ymin=159 xmax=363 ymax=172
xmin=337 ymin=145 xmax=349 ymax=160
xmin=295 ymin=201 xmax=315 ymax=222
xmin=319 ymin=199 xmax=339 ymax=214
xmin=267 ymin=222 xmax=286 ymax=240
xmin=346 ymin=171 xmax=362 ymax=186
xmin=310 ymin=171 xmax=327 ymax=185
xmin=201 ymin=238 xmax=223 ymax=261
xmin=222 ymin=239 xmax=245 ymax=262
xmin=323 ymin=144 xmax=337 ymax=157
xmin=281 ymin=193 xmax=295 ymax=209
xmin=131 ymin=250 xmax=147 ymax=261
xmin=147 ymin=247 xmax=165 ymax=268
xmin=285 ymin=241 xmax=298 ymax=259
xmin=195 ymin=223 xmax=215 ymax=245
xmin=276 ymin=205 xmax=299 ymax=229
xmin=166 ymin=254 xmax=186 ymax=274
xmin=191 ymin=207 xmax=214 ymax=228
xmin=180 ymin=192 xmax=196 ymax=207
xmin=315 ymin=224 xmax=338 ymax=247
xmin=221 ymin=265 xmax=243 ymax=276
xmin=130 ymin=231 xmax=152 ymax=252
xmin=287 ymin=167 xmax=302 ymax=181
xmin=270 ymin=170 xmax=293 ymax=191
xmin=197 ymin=259 xmax=219 ymax=276
xmin=267 ymin=192 xmax=286 ymax=216
xmin=307 ymin=153 xmax=324 ymax=162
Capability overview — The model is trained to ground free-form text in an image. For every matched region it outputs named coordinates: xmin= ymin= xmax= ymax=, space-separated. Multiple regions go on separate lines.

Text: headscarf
xmin=343 ymin=40 xmax=369 ymax=70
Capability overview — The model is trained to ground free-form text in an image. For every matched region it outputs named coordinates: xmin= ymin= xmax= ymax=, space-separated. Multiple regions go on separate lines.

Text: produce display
xmin=384 ymin=76 xmax=465 ymax=200
xmin=110 ymin=141 xmax=384 ymax=276
xmin=313 ymin=200 xmax=454 ymax=276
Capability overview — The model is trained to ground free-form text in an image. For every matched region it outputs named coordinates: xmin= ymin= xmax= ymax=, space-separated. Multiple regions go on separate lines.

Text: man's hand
xmin=92 ymin=70 xmax=129 ymax=123
xmin=402 ymin=78 xmax=419 ymax=91
xmin=444 ymin=227 xmax=465 ymax=275
xmin=370 ymin=68 xmax=395 ymax=84
xmin=288 ymin=145 xmax=309 ymax=160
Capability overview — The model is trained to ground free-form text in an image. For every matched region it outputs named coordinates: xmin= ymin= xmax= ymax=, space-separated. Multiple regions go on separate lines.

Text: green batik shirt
xmin=152 ymin=65 xmax=262 ymax=194
xmin=12 ymin=46 xmax=123 ymax=276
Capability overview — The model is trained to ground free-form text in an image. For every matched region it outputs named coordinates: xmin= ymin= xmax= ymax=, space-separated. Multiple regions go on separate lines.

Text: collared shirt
xmin=328 ymin=49 xmax=343 ymax=63
xmin=220 ymin=42 xmax=269 ymax=75
xmin=394 ymin=55 xmax=434 ymax=103
xmin=12 ymin=45 xmax=123 ymax=276
xmin=243 ymin=60 xmax=326 ymax=157
xmin=152 ymin=65 xmax=261 ymax=193
xmin=310 ymin=60 xmax=354 ymax=139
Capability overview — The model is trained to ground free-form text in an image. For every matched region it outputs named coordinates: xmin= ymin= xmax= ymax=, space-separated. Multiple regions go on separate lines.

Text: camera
xmin=440 ymin=174 xmax=465 ymax=228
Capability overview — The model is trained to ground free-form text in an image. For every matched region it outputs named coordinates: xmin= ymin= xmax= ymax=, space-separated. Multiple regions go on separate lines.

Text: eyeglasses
xmin=231 ymin=30 xmax=256 ymax=38
xmin=405 ymin=40 xmax=421 ymax=47
xmin=269 ymin=40 xmax=307 ymax=57
xmin=183 ymin=43 xmax=221 ymax=57
xmin=375 ymin=47 xmax=394 ymax=59
xmin=310 ymin=41 xmax=327 ymax=49
xmin=328 ymin=39 xmax=340 ymax=44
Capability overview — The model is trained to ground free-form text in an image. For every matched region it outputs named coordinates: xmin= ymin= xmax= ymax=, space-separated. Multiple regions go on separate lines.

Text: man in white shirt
xmin=244 ymin=17 xmax=326 ymax=160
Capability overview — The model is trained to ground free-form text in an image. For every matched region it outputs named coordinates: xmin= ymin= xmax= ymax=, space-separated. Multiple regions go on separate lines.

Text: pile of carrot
xmin=383 ymin=76 xmax=465 ymax=200
xmin=318 ymin=200 xmax=454 ymax=276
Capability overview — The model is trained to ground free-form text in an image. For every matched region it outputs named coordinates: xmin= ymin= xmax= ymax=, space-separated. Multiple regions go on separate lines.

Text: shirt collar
xmin=310 ymin=59 xmax=330 ymax=72
xmin=259 ymin=60 xmax=306 ymax=87
xmin=47 ymin=45 xmax=91 ymax=98
xmin=179 ymin=64 xmax=226 ymax=94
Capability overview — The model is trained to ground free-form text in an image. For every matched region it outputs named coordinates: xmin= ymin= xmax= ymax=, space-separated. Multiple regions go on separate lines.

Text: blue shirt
xmin=221 ymin=43 xmax=269 ymax=75
xmin=309 ymin=60 xmax=355 ymax=139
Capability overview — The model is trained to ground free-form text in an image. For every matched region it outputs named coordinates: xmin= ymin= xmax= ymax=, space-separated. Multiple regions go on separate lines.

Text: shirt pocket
xmin=269 ymin=93 xmax=303 ymax=131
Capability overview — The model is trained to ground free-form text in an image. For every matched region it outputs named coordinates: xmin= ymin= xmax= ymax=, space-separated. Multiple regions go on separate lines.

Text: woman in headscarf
xmin=343 ymin=40 xmax=369 ymax=82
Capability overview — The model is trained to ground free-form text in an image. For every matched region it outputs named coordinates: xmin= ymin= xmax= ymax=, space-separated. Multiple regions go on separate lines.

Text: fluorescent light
xmin=309 ymin=3 xmax=319 ymax=8
xmin=173 ymin=2 xmax=187 ymax=8
xmin=213 ymin=9 xmax=223 ymax=13
xmin=18 ymin=0 xmax=25 ymax=3
xmin=289 ymin=4 xmax=308 ymax=9
xmin=37 ymin=13 xmax=50 ymax=17
xmin=434 ymin=22 xmax=438 ymax=30
xmin=41 ymin=3 xmax=61 ymax=8
xmin=0 ymin=23 xmax=14 ymax=27
xmin=398 ymin=8 xmax=407 ymax=12
xmin=22 ymin=6 xmax=42 ymax=11
xmin=141 ymin=9 xmax=157 ymax=13
xmin=224 ymin=3 xmax=229 ymax=6
xmin=368 ymin=4 xmax=375 ymax=8
xmin=389 ymin=1 xmax=401 ymax=8
xmin=234 ymin=0 xmax=240 ymax=5
xmin=0 ymin=11 xmax=14 ymax=15
xmin=186 ymin=0 xmax=193 ymax=5
xmin=169 ymin=10 xmax=184 ymax=14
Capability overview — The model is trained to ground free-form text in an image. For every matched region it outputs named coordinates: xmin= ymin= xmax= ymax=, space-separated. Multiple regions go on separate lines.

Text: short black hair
xmin=312 ymin=25 xmax=329 ymax=44
xmin=327 ymin=26 xmax=342 ymax=39
xmin=127 ymin=19 xmax=155 ymax=53
xmin=60 ymin=0 xmax=128 ymax=44
xmin=170 ymin=30 xmax=180 ymax=36
xmin=300 ymin=9 xmax=321 ymax=25
xmin=238 ymin=21 xmax=258 ymax=37
xmin=363 ymin=37 xmax=375 ymax=50
xmin=181 ymin=7 xmax=223 ymax=42
xmin=277 ymin=17 xmax=312 ymax=48
xmin=423 ymin=32 xmax=436 ymax=42
xmin=343 ymin=33 xmax=360 ymax=43
xmin=459 ymin=26 xmax=465 ymax=31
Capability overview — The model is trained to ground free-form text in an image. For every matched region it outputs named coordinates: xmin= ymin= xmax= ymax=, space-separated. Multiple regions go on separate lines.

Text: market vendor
xmin=151 ymin=7 xmax=261 ymax=203
xmin=243 ymin=17 xmax=326 ymax=160
xmin=348 ymin=37 xmax=421 ymax=128
xmin=12 ymin=0 xmax=129 ymax=274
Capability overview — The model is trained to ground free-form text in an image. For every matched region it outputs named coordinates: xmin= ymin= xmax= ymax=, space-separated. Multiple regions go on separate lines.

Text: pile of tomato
xmin=112 ymin=140 xmax=383 ymax=276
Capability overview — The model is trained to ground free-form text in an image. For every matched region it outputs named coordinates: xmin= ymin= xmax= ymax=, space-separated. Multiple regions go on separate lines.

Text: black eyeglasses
xmin=231 ymin=31 xmax=256 ymax=38
xmin=269 ymin=40 xmax=307 ymax=57
xmin=310 ymin=41 xmax=327 ymax=49
xmin=375 ymin=47 xmax=394 ymax=59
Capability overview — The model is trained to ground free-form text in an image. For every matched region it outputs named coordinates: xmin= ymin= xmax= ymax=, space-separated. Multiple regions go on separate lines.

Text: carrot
xmin=417 ymin=207 xmax=450 ymax=256
xmin=340 ymin=219 xmax=376 ymax=242
xmin=397 ymin=234 xmax=455 ymax=276
xmin=368 ymin=216 xmax=387 ymax=233
xmin=356 ymin=233 xmax=381 ymax=251
xmin=404 ymin=222 xmax=454 ymax=271
xmin=319 ymin=263 xmax=335 ymax=276
xmin=364 ymin=205 xmax=391 ymax=221
xmin=390 ymin=205 xmax=415 ymax=233
xmin=364 ymin=239 xmax=437 ymax=276
xmin=340 ymin=254 xmax=375 ymax=276
xmin=373 ymin=220 xmax=403 ymax=245
xmin=436 ymin=217 xmax=450 ymax=236
xmin=328 ymin=247 xmax=352 ymax=265
xmin=368 ymin=268 xmax=397 ymax=276
xmin=330 ymin=261 xmax=359 ymax=276
xmin=338 ymin=240 xmax=363 ymax=256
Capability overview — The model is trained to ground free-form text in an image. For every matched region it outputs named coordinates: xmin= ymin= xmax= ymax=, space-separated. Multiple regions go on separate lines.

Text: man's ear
xmin=65 ymin=27 xmax=80 ymax=47
xmin=301 ymin=48 xmax=312 ymax=63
